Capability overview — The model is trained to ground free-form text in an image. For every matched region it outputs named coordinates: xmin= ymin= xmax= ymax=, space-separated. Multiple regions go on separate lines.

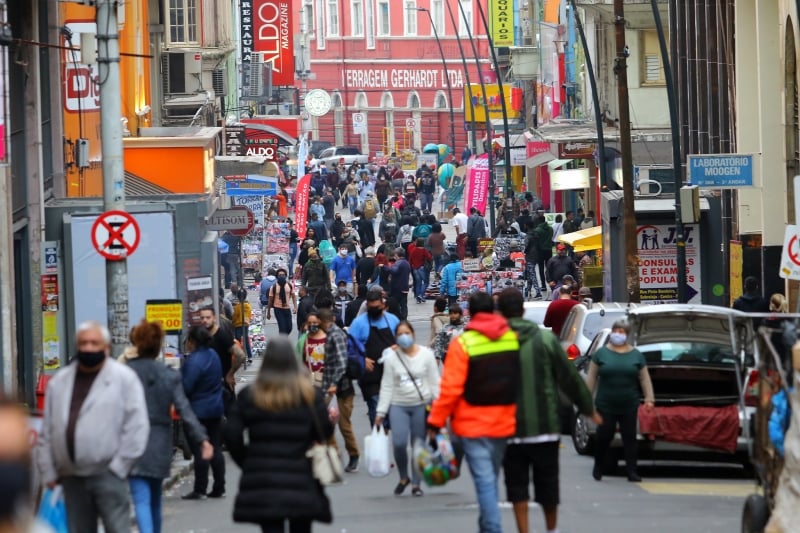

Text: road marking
xmin=639 ymin=482 xmax=753 ymax=497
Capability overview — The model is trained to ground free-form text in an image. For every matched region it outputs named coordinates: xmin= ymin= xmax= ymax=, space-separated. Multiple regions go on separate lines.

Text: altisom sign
xmin=253 ymin=0 xmax=294 ymax=86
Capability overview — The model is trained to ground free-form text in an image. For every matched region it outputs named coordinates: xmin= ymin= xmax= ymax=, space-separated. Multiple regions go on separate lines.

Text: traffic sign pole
xmin=98 ymin=0 xmax=129 ymax=356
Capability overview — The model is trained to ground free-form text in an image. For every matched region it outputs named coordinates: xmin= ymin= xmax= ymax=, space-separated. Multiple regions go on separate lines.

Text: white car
xmin=559 ymin=301 xmax=636 ymax=359
xmin=311 ymin=146 xmax=369 ymax=168
xmin=571 ymin=304 xmax=756 ymax=471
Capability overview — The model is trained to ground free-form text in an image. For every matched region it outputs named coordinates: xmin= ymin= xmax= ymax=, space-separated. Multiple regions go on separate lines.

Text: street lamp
xmin=412 ymin=7 xmax=456 ymax=152
xmin=445 ymin=2 xmax=478 ymax=159
xmin=456 ymin=0 xmax=497 ymax=234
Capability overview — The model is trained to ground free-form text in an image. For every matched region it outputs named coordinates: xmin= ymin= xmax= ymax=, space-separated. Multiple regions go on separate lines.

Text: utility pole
xmin=614 ymin=0 xmax=640 ymax=302
xmin=97 ymin=0 xmax=129 ymax=355
xmin=446 ymin=1 xmax=478 ymax=157
xmin=417 ymin=7 xmax=456 ymax=151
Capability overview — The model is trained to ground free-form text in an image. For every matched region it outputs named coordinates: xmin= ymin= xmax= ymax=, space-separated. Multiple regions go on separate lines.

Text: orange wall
xmin=60 ymin=0 xmax=152 ymax=197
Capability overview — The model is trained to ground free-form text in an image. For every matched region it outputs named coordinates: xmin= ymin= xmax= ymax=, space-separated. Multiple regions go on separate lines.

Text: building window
xmin=351 ymin=0 xmax=364 ymax=36
xmin=377 ymin=0 xmax=390 ymax=36
xmin=404 ymin=1 xmax=417 ymax=36
xmin=168 ymin=0 xmax=198 ymax=44
xmin=641 ymin=29 xmax=667 ymax=85
xmin=458 ymin=0 xmax=473 ymax=37
xmin=303 ymin=2 xmax=314 ymax=33
xmin=431 ymin=0 xmax=445 ymax=36
xmin=316 ymin=0 xmax=326 ymax=49
xmin=327 ymin=0 xmax=340 ymax=36
xmin=366 ymin=0 xmax=375 ymax=48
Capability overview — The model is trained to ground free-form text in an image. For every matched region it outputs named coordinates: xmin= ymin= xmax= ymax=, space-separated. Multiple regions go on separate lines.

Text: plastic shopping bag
xmin=364 ymin=425 xmax=391 ymax=478
xmin=37 ymin=486 xmax=68 ymax=533
xmin=414 ymin=431 xmax=460 ymax=487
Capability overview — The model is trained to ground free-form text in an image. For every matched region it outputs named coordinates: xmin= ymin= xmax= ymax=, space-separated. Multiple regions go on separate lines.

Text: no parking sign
xmin=90 ymin=210 xmax=140 ymax=261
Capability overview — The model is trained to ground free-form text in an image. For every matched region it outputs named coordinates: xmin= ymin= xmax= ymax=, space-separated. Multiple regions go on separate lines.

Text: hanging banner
xmin=465 ymin=154 xmax=490 ymax=215
xmin=185 ymin=276 xmax=213 ymax=328
xmin=253 ymin=0 xmax=294 ymax=86
xmin=233 ymin=195 xmax=266 ymax=228
xmin=295 ymin=173 xmax=311 ymax=242
xmin=489 ymin=0 xmax=514 ymax=46
xmin=637 ymin=223 xmax=702 ymax=304
xmin=729 ymin=240 xmax=742 ymax=306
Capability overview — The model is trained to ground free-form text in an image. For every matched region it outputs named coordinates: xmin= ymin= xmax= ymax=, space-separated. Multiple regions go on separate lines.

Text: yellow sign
xmin=464 ymin=84 xmax=521 ymax=123
xmin=729 ymin=241 xmax=743 ymax=306
xmin=145 ymin=300 xmax=184 ymax=334
xmin=489 ymin=0 xmax=514 ymax=46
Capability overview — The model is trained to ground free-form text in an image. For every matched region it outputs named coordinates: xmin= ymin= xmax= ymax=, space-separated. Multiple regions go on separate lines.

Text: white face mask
xmin=339 ymin=250 xmax=347 ymax=257
xmin=609 ymin=332 xmax=628 ymax=346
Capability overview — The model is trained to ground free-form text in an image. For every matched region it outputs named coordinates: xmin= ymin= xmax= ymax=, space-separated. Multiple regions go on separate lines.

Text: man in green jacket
xmin=497 ymin=288 xmax=602 ymax=533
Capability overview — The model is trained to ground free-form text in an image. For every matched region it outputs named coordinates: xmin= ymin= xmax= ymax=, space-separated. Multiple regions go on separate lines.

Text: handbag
xmin=394 ymin=349 xmax=428 ymax=407
xmin=305 ymin=395 xmax=344 ymax=486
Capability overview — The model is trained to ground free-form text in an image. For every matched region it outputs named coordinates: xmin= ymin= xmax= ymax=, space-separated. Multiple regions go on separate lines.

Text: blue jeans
xmin=348 ymin=196 xmax=358 ymax=215
xmin=234 ymin=325 xmax=252 ymax=359
xmin=434 ymin=254 xmax=444 ymax=273
xmin=130 ymin=476 xmax=163 ymax=533
xmin=274 ymin=307 xmax=293 ymax=335
xmin=288 ymin=243 xmax=298 ymax=277
xmin=413 ymin=267 xmax=428 ymax=300
xmin=365 ymin=394 xmax=390 ymax=430
xmin=461 ymin=437 xmax=508 ymax=533
xmin=419 ymin=191 xmax=433 ymax=212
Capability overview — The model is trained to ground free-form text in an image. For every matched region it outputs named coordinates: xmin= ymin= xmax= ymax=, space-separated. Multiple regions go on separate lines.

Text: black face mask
xmin=450 ymin=319 xmax=462 ymax=326
xmin=76 ymin=350 xmax=105 ymax=367
xmin=277 ymin=276 xmax=287 ymax=284
xmin=367 ymin=307 xmax=383 ymax=319
xmin=0 ymin=461 xmax=31 ymax=521
xmin=308 ymin=325 xmax=320 ymax=334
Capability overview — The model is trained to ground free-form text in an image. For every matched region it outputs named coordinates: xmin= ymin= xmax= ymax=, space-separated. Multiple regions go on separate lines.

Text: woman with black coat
xmin=225 ymin=337 xmax=334 ymax=533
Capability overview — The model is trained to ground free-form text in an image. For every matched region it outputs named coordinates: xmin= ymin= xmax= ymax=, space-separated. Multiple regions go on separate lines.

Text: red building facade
xmin=297 ymin=0 xmax=491 ymax=157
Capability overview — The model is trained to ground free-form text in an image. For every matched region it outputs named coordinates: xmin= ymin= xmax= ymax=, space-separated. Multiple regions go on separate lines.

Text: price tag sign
xmin=145 ymin=299 xmax=184 ymax=334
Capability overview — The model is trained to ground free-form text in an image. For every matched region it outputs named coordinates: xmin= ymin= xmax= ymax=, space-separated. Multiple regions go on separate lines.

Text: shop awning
xmin=547 ymin=159 xmax=570 ymax=171
xmin=526 ymin=151 xmax=556 ymax=168
xmin=558 ymin=226 xmax=602 ymax=252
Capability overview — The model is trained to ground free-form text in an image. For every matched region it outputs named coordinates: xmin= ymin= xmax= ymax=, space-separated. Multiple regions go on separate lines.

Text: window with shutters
xmin=351 ymin=0 xmax=364 ymax=36
xmin=641 ymin=29 xmax=667 ymax=86
xmin=404 ymin=1 xmax=417 ymax=36
xmin=431 ymin=0 xmax=445 ymax=36
xmin=327 ymin=0 xmax=340 ymax=36
xmin=377 ymin=1 xmax=390 ymax=36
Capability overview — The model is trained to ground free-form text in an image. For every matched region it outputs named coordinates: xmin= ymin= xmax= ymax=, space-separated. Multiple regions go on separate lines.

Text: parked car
xmin=307 ymin=140 xmax=333 ymax=158
xmin=313 ymin=146 xmax=369 ymax=168
xmin=559 ymin=301 xmax=637 ymax=359
xmin=522 ymin=301 xmax=552 ymax=330
xmin=571 ymin=304 xmax=757 ymax=471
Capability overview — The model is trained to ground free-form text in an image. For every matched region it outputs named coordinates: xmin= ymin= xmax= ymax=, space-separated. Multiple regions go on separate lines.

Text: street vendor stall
xmin=558 ymin=226 xmax=603 ymax=294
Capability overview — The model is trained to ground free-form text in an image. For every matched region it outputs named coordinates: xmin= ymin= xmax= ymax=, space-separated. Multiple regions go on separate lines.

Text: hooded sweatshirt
xmin=428 ymin=312 xmax=520 ymax=438
xmin=507 ymin=317 xmax=594 ymax=438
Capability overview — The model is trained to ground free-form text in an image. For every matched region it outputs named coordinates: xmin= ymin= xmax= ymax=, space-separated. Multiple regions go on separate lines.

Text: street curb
xmin=163 ymin=460 xmax=193 ymax=491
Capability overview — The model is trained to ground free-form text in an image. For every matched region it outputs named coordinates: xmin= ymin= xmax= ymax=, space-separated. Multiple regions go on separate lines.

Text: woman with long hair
xmin=225 ymin=337 xmax=333 ymax=532
xmin=126 ymin=320 xmax=213 ymax=533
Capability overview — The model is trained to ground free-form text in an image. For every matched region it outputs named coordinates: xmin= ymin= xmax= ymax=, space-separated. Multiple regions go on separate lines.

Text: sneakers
xmin=534 ymin=292 xmax=543 ymax=300
xmin=344 ymin=455 xmax=359 ymax=473
xmin=181 ymin=491 xmax=207 ymax=500
xmin=207 ymin=490 xmax=226 ymax=498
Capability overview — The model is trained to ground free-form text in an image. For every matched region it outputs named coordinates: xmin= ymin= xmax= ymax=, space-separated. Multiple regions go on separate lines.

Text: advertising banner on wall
xmin=253 ymin=0 xmax=294 ymax=86
xmin=489 ymin=0 xmax=514 ymax=46
xmin=637 ymin=223 xmax=701 ymax=303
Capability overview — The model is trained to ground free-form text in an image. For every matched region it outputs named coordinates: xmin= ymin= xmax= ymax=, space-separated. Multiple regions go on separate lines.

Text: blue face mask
xmin=397 ymin=333 xmax=414 ymax=350
xmin=609 ymin=332 xmax=628 ymax=346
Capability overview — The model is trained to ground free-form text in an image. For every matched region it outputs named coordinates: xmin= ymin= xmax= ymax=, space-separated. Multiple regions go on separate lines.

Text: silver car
xmin=571 ymin=304 xmax=756 ymax=469
xmin=559 ymin=301 xmax=636 ymax=359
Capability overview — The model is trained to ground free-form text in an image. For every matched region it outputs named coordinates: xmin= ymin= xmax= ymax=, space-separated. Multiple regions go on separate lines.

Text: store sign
xmin=63 ymin=22 xmax=100 ymax=112
xmin=145 ymin=299 xmax=183 ymax=335
xmin=240 ymin=0 xmax=254 ymax=88
xmin=253 ymin=0 xmax=294 ymax=86
xmin=638 ymin=224 xmax=701 ymax=303
xmin=558 ymin=142 xmax=595 ymax=159
xmin=342 ymin=68 xmax=464 ymax=89
xmin=489 ymin=0 xmax=514 ymax=46
xmin=244 ymin=131 xmax=278 ymax=159
xmin=225 ymin=125 xmax=246 ymax=156
xmin=510 ymin=147 xmax=526 ymax=166
xmin=550 ymin=168 xmax=589 ymax=190
xmin=464 ymin=85 xmax=523 ymax=122
xmin=526 ymin=141 xmax=551 ymax=159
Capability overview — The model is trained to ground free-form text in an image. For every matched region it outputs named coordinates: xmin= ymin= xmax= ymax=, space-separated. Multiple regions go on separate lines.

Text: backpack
xmin=399 ymin=225 xmax=414 ymax=244
xmin=364 ymin=199 xmax=377 ymax=220
xmin=345 ymin=333 xmax=366 ymax=379
xmin=260 ymin=277 xmax=276 ymax=306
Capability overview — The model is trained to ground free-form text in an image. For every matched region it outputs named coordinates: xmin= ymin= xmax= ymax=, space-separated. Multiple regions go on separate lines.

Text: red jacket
xmin=407 ymin=244 xmax=432 ymax=269
xmin=428 ymin=313 xmax=519 ymax=438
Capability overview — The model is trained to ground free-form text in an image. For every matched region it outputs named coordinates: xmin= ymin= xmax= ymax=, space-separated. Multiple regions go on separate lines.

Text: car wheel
xmin=572 ymin=414 xmax=595 ymax=456
xmin=741 ymin=493 xmax=769 ymax=533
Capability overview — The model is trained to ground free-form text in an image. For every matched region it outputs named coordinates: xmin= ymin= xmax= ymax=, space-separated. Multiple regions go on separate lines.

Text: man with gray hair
xmin=356 ymin=245 xmax=377 ymax=288
xmin=37 ymin=320 xmax=149 ymax=533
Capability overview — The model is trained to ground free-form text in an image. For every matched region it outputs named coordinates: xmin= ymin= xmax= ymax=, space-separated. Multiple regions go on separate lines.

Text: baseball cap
xmin=556 ymin=243 xmax=566 ymax=251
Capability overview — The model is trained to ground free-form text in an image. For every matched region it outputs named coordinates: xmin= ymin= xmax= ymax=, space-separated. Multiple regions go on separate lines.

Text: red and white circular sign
xmin=91 ymin=210 xmax=141 ymax=261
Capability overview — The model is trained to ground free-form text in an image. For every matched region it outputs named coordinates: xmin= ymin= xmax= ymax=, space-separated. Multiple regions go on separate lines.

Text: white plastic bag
xmin=363 ymin=425 xmax=391 ymax=478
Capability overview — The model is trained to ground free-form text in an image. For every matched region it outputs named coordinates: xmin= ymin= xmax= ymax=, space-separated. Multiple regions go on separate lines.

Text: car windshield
xmin=582 ymin=310 xmax=628 ymax=340
xmin=636 ymin=341 xmax=737 ymax=365
xmin=338 ymin=147 xmax=361 ymax=155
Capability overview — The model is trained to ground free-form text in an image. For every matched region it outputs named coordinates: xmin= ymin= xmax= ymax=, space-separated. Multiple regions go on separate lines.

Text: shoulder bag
xmin=305 ymin=394 xmax=344 ymax=486
xmin=394 ymin=349 xmax=427 ymax=407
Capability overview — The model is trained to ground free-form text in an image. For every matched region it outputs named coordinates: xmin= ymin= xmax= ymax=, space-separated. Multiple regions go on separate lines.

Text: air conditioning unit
xmin=248 ymin=56 xmax=264 ymax=97
xmin=161 ymin=52 xmax=202 ymax=95
xmin=212 ymin=68 xmax=227 ymax=97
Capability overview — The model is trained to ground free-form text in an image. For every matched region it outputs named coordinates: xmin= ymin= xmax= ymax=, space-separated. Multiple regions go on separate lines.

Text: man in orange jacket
xmin=428 ymin=292 xmax=520 ymax=533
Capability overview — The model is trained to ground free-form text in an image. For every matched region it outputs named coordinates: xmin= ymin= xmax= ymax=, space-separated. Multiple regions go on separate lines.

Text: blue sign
xmin=687 ymin=154 xmax=754 ymax=188
xmin=224 ymin=174 xmax=279 ymax=196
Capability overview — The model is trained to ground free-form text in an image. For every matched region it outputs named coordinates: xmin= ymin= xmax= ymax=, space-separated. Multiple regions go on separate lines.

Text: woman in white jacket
xmin=374 ymin=321 xmax=440 ymax=497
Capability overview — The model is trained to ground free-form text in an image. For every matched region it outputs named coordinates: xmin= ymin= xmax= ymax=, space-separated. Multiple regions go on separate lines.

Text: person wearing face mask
xmin=329 ymin=245 xmax=357 ymax=296
xmin=433 ymin=304 xmax=466 ymax=363
xmin=349 ymin=287 xmax=400 ymax=428
xmin=266 ymin=268 xmax=297 ymax=335
xmin=37 ymin=321 xmax=150 ymax=532
xmin=296 ymin=312 xmax=327 ymax=388
xmin=333 ymin=281 xmax=354 ymax=327
xmin=585 ymin=320 xmax=655 ymax=483
xmin=301 ymin=248 xmax=330 ymax=298
xmin=374 ymin=321 xmax=440 ymax=497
